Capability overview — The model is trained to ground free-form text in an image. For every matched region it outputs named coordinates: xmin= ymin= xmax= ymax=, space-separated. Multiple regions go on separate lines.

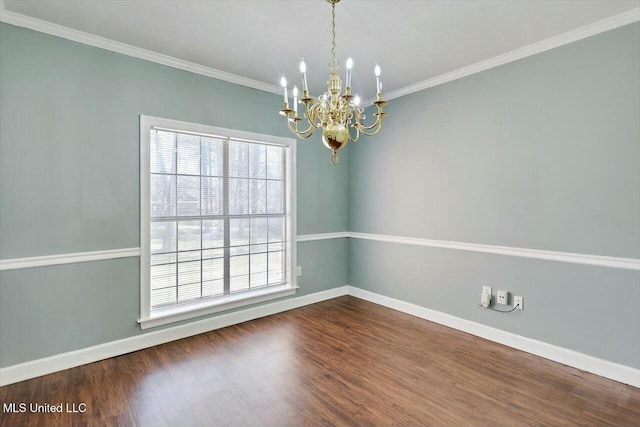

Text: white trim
xmin=1 ymin=1 xmax=637 ymax=105
xmin=138 ymin=285 xmax=298 ymax=330
xmin=0 ymin=286 xmax=348 ymax=386
xmin=348 ymin=232 xmax=640 ymax=271
xmin=0 ymin=248 xmax=140 ymax=271
xmin=2 ymin=231 xmax=638 ymax=271
xmin=2 ymin=284 xmax=637 ymax=388
xmin=297 ymin=232 xmax=349 ymax=242
xmin=138 ymin=115 xmax=298 ymax=329
xmin=0 ymin=5 xmax=280 ymax=96
xmin=364 ymin=8 xmax=640 ymax=105
xmin=346 ymin=286 xmax=640 ymax=388
xmin=0 ymin=233 xmax=346 ymax=271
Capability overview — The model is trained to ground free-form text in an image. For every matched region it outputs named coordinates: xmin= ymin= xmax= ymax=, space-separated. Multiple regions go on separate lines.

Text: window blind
xmin=148 ymin=128 xmax=287 ymax=310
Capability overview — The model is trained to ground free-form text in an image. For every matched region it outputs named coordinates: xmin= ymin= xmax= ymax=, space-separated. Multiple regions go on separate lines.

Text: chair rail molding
xmin=2 ymin=232 xmax=638 ymax=271
xmin=348 ymin=232 xmax=640 ymax=271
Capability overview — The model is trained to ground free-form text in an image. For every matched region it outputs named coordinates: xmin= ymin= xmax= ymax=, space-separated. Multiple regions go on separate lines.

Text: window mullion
xmin=174 ymin=132 xmax=179 ymax=304
xmin=199 ymin=136 xmax=203 ymax=301
xmin=223 ymin=138 xmax=230 ymax=295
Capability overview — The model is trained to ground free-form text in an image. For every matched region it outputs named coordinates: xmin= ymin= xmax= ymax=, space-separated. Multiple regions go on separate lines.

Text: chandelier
xmin=279 ymin=0 xmax=387 ymax=165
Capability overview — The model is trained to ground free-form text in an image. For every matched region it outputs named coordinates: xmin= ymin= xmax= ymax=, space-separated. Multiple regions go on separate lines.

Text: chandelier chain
xmin=330 ymin=1 xmax=337 ymax=64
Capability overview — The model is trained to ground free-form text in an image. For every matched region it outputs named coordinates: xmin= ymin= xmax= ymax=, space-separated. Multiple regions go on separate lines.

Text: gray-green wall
xmin=2 ymin=20 xmax=639 ymax=373
xmin=0 ymin=23 xmax=348 ymax=367
xmin=349 ymin=23 xmax=640 ymax=369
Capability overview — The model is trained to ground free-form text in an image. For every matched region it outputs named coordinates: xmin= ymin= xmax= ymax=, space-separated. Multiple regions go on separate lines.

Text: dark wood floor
xmin=1 ymin=296 xmax=639 ymax=427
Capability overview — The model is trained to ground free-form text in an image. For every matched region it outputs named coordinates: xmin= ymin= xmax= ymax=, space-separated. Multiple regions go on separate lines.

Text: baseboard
xmin=0 ymin=286 xmax=348 ymax=386
xmin=3 ymin=284 xmax=638 ymax=389
xmin=346 ymin=286 xmax=640 ymax=388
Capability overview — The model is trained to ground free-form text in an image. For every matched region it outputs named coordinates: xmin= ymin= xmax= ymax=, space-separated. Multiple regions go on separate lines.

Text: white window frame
xmin=139 ymin=115 xmax=297 ymax=329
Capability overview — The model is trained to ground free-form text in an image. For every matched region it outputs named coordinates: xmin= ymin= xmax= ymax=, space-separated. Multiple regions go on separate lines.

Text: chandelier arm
xmin=357 ymin=119 xmax=383 ymax=137
xmin=304 ymin=101 xmax=324 ymax=128
xmin=347 ymin=108 xmax=362 ymax=142
xmin=356 ymin=111 xmax=384 ymax=131
xmin=348 ymin=123 xmax=361 ymax=142
xmin=286 ymin=117 xmax=316 ymax=138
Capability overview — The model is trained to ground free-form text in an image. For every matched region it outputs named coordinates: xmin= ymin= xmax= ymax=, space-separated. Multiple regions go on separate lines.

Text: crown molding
xmin=365 ymin=7 xmax=640 ymax=105
xmin=0 ymin=2 xmax=281 ymax=96
xmin=2 ymin=2 xmax=638 ymax=104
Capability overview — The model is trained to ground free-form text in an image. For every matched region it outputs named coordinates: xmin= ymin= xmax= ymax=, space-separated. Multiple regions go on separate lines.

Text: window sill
xmin=138 ymin=284 xmax=298 ymax=330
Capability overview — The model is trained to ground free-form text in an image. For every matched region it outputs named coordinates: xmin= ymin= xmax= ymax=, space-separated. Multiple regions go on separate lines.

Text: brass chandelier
xmin=279 ymin=0 xmax=387 ymax=165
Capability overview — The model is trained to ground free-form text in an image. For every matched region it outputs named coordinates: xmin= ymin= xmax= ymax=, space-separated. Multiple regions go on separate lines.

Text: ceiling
xmin=2 ymin=0 xmax=639 ymax=101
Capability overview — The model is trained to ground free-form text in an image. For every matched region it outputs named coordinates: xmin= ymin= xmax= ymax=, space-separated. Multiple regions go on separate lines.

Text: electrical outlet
xmin=481 ymin=286 xmax=492 ymax=307
xmin=296 ymin=266 xmax=302 ymax=277
xmin=514 ymin=296 xmax=524 ymax=310
xmin=497 ymin=290 xmax=508 ymax=305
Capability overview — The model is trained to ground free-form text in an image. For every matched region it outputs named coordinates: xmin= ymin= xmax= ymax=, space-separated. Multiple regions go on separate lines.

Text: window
xmin=139 ymin=116 xmax=296 ymax=329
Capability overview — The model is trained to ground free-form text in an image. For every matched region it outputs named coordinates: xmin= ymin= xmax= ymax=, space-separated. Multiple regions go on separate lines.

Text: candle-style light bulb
xmin=346 ymin=57 xmax=353 ymax=88
xmin=353 ymin=95 xmax=361 ymax=106
xmin=280 ymin=76 xmax=288 ymax=104
xmin=293 ymin=86 xmax=298 ymax=114
xmin=299 ymin=58 xmax=308 ymax=92
xmin=374 ymin=63 xmax=382 ymax=94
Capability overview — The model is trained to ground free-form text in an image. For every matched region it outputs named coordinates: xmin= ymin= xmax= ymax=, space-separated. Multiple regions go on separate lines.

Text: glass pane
xmin=249 ymin=179 xmax=266 ymax=215
xmin=250 ymin=244 xmax=268 ymax=254
xmin=150 ymin=174 xmax=176 ymax=218
xmin=151 ymin=253 xmax=177 ymax=265
xmin=178 ymin=250 xmax=200 ymax=263
xmin=268 ymin=251 xmax=283 ymax=284
xmin=151 ymin=221 xmax=176 ymax=254
xmin=230 ymin=246 xmax=249 ymax=256
xmin=267 ymin=180 xmax=283 ymax=214
xmin=177 ymin=133 xmax=200 ymax=175
xmin=203 ymin=257 xmax=224 ymax=281
xmin=202 ymin=220 xmax=224 ymax=249
xmin=231 ymin=275 xmax=249 ymax=293
xmin=267 ymin=145 xmax=283 ymax=180
xmin=151 ymin=287 xmax=176 ymax=308
xmin=230 ymin=255 xmax=249 ymax=277
xmin=250 ymin=218 xmax=267 ymax=245
xmin=249 ymin=144 xmax=266 ymax=179
xmin=251 ymin=253 xmax=268 ymax=273
xmin=178 ymin=260 xmax=201 ymax=286
xmin=202 ymin=177 xmax=223 ymax=216
xmin=268 ymin=242 xmax=283 ymax=252
xmin=229 ymin=141 xmax=249 ymax=178
xmin=251 ymin=272 xmax=268 ymax=289
xmin=150 ymin=130 xmax=175 ymax=174
xmin=268 ymin=217 xmax=284 ymax=243
xmin=177 ymin=176 xmax=200 ymax=216
xmin=178 ymin=220 xmax=201 ymax=251
xmin=150 ymin=263 xmax=176 ymax=290
xmin=229 ymin=178 xmax=248 ymax=215
xmin=203 ymin=279 xmax=224 ymax=297
xmin=178 ymin=282 xmax=201 ymax=302
xmin=202 ymin=248 xmax=224 ymax=260
xmin=230 ymin=218 xmax=250 ymax=246
xmin=201 ymin=137 xmax=223 ymax=177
